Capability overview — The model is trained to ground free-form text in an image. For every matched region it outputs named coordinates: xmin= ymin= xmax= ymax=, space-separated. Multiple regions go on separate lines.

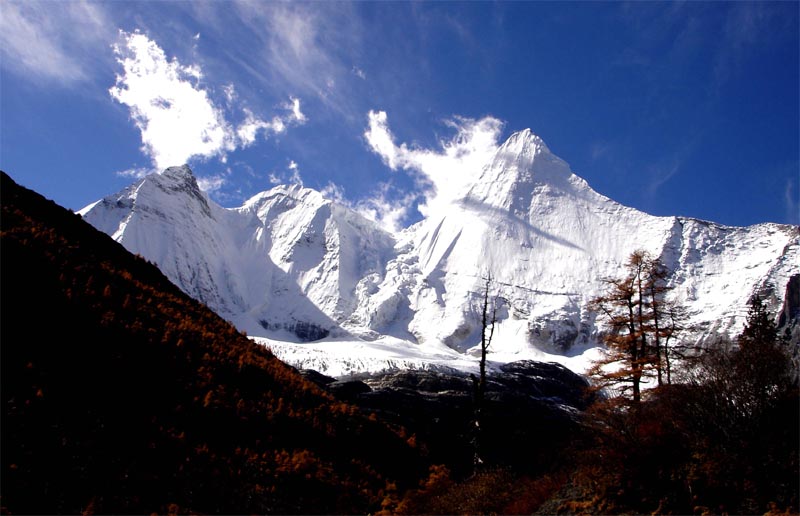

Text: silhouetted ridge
xmin=0 ymin=171 xmax=426 ymax=514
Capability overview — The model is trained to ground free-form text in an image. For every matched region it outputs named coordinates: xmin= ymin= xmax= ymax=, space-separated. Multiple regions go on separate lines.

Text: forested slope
xmin=0 ymin=171 xmax=426 ymax=514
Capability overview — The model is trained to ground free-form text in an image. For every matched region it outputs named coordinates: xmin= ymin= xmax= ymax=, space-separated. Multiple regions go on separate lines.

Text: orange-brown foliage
xmin=1 ymin=171 xmax=428 ymax=514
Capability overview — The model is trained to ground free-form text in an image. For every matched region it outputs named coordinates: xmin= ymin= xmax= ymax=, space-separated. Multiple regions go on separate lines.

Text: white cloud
xmin=352 ymin=66 xmax=367 ymax=80
xmin=236 ymin=98 xmax=306 ymax=148
xmin=785 ymin=177 xmax=799 ymax=225
xmin=354 ymin=188 xmax=415 ymax=233
xmin=222 ymin=84 xmax=237 ymax=105
xmin=110 ymin=30 xmax=306 ymax=170
xmin=0 ymin=0 xmax=112 ymax=84
xmin=267 ymin=160 xmax=304 ymax=187
xmin=197 ymin=174 xmax=227 ymax=193
xmin=236 ymin=108 xmax=286 ymax=147
xmin=116 ymin=167 xmax=154 ymax=179
xmin=287 ymin=97 xmax=307 ymax=123
xmin=365 ymin=111 xmax=400 ymax=169
xmin=110 ymin=30 xmax=236 ymax=169
xmin=319 ymin=181 xmax=411 ymax=233
xmin=320 ymin=182 xmax=347 ymax=203
xmin=287 ymin=160 xmax=303 ymax=186
xmin=364 ymin=110 xmax=504 ymax=216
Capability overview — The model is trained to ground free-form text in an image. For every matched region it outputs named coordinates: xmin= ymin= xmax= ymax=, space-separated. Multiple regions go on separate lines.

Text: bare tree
xmin=472 ymin=274 xmax=497 ymax=471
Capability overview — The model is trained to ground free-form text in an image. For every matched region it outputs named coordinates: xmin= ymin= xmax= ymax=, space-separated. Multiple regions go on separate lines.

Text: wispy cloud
xmin=197 ymin=173 xmax=227 ymax=194
xmin=186 ymin=1 xmax=366 ymax=119
xmin=364 ymin=110 xmax=504 ymax=217
xmin=0 ymin=0 xmax=112 ymax=85
xmin=268 ymin=160 xmax=304 ymax=187
xmin=261 ymin=4 xmax=359 ymax=112
xmin=116 ymin=167 xmax=154 ymax=180
xmin=785 ymin=177 xmax=799 ymax=225
xmin=319 ymin=181 xmax=412 ymax=233
xmin=645 ymin=159 xmax=682 ymax=198
xmin=237 ymin=99 xmax=305 ymax=148
xmin=110 ymin=30 xmax=306 ymax=171
xmin=645 ymin=132 xmax=703 ymax=199
xmin=589 ymin=141 xmax=612 ymax=162
xmin=354 ymin=186 xmax=416 ymax=233
xmin=714 ymin=3 xmax=786 ymax=88
xmin=287 ymin=160 xmax=303 ymax=186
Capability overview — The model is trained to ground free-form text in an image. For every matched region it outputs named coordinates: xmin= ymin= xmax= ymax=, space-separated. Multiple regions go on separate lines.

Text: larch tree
xmin=590 ymin=251 xmax=682 ymax=402
xmin=641 ymin=256 xmax=681 ymax=386
xmin=589 ymin=258 xmax=646 ymax=402
xmin=658 ymin=300 xmax=688 ymax=385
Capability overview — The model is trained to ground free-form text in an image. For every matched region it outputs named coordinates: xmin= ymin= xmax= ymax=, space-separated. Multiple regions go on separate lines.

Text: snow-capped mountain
xmin=80 ymin=165 xmax=396 ymax=341
xmin=80 ymin=130 xmax=799 ymax=375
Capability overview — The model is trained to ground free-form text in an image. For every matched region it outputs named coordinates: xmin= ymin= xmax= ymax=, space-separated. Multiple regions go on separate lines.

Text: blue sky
xmin=1 ymin=1 xmax=798 ymax=230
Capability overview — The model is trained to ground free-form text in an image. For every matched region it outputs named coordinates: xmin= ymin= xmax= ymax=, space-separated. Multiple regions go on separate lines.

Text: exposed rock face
xmin=778 ymin=274 xmax=800 ymax=330
xmin=778 ymin=274 xmax=800 ymax=383
xmin=302 ymin=360 xmax=592 ymax=476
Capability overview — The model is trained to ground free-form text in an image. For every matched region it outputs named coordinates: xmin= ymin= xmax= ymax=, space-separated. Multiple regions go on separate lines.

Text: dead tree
xmin=472 ymin=274 xmax=497 ymax=472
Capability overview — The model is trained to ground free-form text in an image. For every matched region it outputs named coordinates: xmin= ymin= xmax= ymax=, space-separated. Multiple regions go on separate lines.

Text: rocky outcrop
xmin=303 ymin=360 xmax=592 ymax=476
xmin=778 ymin=274 xmax=800 ymax=383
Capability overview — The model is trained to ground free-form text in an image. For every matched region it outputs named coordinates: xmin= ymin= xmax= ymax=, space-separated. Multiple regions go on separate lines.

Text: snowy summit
xmin=80 ymin=131 xmax=800 ymax=376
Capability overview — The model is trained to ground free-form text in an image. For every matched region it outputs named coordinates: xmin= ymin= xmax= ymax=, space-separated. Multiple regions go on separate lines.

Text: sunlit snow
xmin=80 ymin=132 xmax=800 ymax=377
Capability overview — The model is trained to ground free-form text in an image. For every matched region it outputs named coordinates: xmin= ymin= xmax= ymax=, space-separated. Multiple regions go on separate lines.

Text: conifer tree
xmin=739 ymin=293 xmax=780 ymax=348
xmin=589 ymin=251 xmax=684 ymax=401
xmin=590 ymin=251 xmax=652 ymax=402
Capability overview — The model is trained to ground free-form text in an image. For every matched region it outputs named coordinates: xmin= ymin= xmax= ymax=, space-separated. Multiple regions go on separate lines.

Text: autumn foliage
xmin=0 ymin=172 xmax=427 ymax=514
xmin=569 ymin=294 xmax=799 ymax=515
xmin=2 ymin=170 xmax=797 ymax=515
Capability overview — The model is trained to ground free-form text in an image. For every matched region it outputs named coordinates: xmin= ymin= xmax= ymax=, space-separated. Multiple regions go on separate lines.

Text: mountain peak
xmin=78 ymin=146 xmax=799 ymax=375
xmin=155 ymin=165 xmax=199 ymax=190
xmin=501 ymin=128 xmax=550 ymax=155
xmin=495 ymin=129 xmax=560 ymax=169
xmin=141 ymin=165 xmax=209 ymax=208
xmin=161 ymin=164 xmax=195 ymax=181
xmin=464 ymin=130 xmax=575 ymax=212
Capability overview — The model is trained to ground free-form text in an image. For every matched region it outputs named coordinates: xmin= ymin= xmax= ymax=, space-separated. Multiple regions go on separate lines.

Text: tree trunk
xmin=473 ymin=275 xmax=495 ymax=472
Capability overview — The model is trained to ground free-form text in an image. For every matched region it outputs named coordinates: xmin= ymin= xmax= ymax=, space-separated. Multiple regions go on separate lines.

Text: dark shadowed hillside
xmin=0 ymin=171 xmax=427 ymax=514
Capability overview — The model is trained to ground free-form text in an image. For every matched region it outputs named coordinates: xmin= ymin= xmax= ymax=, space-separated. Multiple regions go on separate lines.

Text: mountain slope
xmin=80 ymin=166 xmax=396 ymax=341
xmin=376 ymin=130 xmax=799 ymax=356
xmin=1 ymin=171 xmax=426 ymax=514
xmin=79 ymin=132 xmax=800 ymax=373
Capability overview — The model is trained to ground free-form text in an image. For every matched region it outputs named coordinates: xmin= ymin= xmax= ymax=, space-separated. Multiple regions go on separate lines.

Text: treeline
xmin=383 ymin=254 xmax=799 ymax=515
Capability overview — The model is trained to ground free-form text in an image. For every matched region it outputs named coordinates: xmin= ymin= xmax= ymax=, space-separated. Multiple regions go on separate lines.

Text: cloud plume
xmin=110 ymin=30 xmax=306 ymax=172
xmin=364 ymin=110 xmax=504 ymax=216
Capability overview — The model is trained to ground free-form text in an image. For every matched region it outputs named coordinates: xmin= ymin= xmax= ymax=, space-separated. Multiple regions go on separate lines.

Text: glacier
xmin=79 ymin=130 xmax=800 ymax=376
